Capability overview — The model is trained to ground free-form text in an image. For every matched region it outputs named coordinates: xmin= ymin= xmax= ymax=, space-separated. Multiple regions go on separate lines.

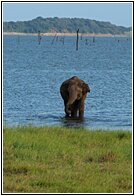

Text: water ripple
xmin=3 ymin=36 xmax=132 ymax=130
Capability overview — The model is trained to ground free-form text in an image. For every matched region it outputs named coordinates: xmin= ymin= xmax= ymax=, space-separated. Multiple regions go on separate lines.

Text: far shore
xmin=3 ymin=32 xmax=128 ymax=37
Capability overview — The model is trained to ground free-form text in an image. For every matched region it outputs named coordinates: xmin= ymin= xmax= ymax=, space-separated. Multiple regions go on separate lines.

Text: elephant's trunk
xmin=65 ymin=104 xmax=71 ymax=114
xmin=65 ymin=92 xmax=77 ymax=114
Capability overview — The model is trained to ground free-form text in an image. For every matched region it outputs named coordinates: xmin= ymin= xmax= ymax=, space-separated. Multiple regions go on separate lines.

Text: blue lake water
xmin=3 ymin=35 xmax=132 ymax=130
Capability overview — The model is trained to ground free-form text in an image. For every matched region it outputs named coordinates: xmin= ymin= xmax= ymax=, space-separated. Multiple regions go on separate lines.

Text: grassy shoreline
xmin=3 ymin=125 xmax=132 ymax=193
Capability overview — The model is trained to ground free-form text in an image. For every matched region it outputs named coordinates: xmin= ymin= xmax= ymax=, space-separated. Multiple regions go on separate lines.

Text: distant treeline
xmin=3 ymin=16 xmax=132 ymax=35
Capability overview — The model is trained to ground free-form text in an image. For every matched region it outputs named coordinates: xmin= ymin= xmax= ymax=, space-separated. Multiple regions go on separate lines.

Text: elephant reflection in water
xmin=60 ymin=76 xmax=90 ymax=118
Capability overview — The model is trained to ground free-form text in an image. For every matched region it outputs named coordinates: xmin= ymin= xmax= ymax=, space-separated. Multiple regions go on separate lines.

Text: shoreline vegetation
xmin=3 ymin=125 xmax=132 ymax=193
xmin=3 ymin=31 xmax=131 ymax=37
xmin=3 ymin=17 xmax=132 ymax=36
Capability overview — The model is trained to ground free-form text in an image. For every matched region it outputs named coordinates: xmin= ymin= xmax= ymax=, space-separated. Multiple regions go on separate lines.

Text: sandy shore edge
xmin=3 ymin=32 xmax=125 ymax=37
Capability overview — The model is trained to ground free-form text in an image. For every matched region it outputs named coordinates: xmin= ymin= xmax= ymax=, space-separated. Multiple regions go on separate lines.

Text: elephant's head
xmin=60 ymin=76 xmax=90 ymax=115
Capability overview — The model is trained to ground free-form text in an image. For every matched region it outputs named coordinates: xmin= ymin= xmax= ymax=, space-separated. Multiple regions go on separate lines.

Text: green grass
xmin=3 ymin=125 xmax=132 ymax=193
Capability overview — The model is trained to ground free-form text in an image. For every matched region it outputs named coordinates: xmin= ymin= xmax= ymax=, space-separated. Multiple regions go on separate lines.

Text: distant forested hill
xmin=3 ymin=17 xmax=132 ymax=35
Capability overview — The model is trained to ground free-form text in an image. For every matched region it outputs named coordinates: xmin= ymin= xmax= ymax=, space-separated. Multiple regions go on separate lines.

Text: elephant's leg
xmin=71 ymin=109 xmax=77 ymax=118
xmin=79 ymin=101 xmax=84 ymax=118
xmin=79 ymin=110 xmax=84 ymax=118
xmin=64 ymin=101 xmax=69 ymax=116
xmin=65 ymin=113 xmax=69 ymax=117
xmin=70 ymin=103 xmax=77 ymax=118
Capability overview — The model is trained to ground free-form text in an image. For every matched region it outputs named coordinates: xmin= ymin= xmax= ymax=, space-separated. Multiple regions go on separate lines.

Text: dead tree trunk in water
xmin=51 ymin=33 xmax=57 ymax=44
xmin=38 ymin=31 xmax=41 ymax=44
xmin=76 ymin=29 xmax=79 ymax=50
xmin=93 ymin=36 xmax=95 ymax=43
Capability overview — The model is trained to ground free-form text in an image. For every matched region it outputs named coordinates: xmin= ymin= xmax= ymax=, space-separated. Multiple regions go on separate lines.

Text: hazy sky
xmin=3 ymin=2 xmax=132 ymax=27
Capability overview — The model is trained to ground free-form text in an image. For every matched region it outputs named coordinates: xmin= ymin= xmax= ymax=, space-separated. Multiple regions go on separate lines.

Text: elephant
xmin=60 ymin=76 xmax=90 ymax=118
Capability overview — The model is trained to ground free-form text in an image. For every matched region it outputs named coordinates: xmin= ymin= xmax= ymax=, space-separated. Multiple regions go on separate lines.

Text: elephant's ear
xmin=60 ymin=82 xmax=69 ymax=94
xmin=60 ymin=82 xmax=69 ymax=103
xmin=63 ymin=83 xmax=69 ymax=88
xmin=82 ymin=83 xmax=90 ymax=94
xmin=62 ymin=83 xmax=69 ymax=91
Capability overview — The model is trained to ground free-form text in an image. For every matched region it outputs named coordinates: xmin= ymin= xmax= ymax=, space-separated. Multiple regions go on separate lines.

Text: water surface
xmin=3 ymin=35 xmax=132 ymax=130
